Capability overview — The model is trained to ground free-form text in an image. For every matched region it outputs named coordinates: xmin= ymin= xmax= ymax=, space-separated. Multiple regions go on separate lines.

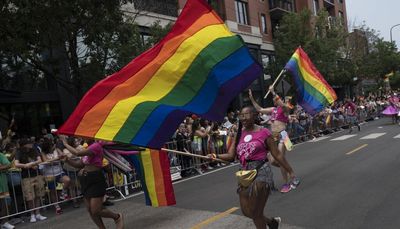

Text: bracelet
xmin=273 ymin=95 xmax=281 ymax=102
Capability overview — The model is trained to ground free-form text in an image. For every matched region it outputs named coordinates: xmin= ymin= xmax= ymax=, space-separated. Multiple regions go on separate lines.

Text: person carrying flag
xmin=208 ymin=106 xmax=298 ymax=229
xmin=249 ymin=87 xmax=300 ymax=193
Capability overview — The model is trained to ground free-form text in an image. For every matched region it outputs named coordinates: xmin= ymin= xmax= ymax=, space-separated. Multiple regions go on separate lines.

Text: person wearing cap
xmin=14 ymin=138 xmax=47 ymax=223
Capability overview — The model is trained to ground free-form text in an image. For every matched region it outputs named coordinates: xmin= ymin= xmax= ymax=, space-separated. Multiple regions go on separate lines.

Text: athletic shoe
xmin=268 ymin=217 xmax=281 ymax=229
xmin=35 ymin=214 xmax=47 ymax=221
xmin=1 ymin=222 xmax=15 ymax=229
xmin=30 ymin=215 xmax=36 ymax=223
xmin=55 ymin=206 xmax=63 ymax=215
xmin=290 ymin=177 xmax=301 ymax=189
xmin=195 ymin=168 xmax=203 ymax=175
xmin=280 ymin=184 xmax=291 ymax=193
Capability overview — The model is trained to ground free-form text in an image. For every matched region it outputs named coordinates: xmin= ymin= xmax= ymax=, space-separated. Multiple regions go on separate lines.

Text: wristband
xmin=273 ymin=95 xmax=281 ymax=102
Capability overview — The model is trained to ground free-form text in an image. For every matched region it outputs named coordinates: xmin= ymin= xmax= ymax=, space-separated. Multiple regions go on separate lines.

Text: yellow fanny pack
xmin=235 ymin=169 xmax=258 ymax=187
xmin=235 ymin=160 xmax=266 ymax=188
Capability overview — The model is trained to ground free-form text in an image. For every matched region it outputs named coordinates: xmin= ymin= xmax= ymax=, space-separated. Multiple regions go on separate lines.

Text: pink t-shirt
xmin=82 ymin=142 xmax=104 ymax=168
xmin=237 ymin=128 xmax=271 ymax=167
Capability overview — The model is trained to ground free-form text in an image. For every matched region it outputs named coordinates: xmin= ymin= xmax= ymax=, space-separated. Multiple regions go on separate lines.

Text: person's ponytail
xmin=235 ymin=121 xmax=242 ymax=149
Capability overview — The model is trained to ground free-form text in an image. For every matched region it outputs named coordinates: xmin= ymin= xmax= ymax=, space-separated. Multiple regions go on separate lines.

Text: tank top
xmin=270 ymin=107 xmax=289 ymax=123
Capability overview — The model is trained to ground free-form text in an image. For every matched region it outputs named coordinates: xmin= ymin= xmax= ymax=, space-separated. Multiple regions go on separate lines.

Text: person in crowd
xmin=41 ymin=128 xmax=54 ymax=141
xmin=40 ymin=138 xmax=71 ymax=214
xmin=60 ymin=136 xmax=124 ymax=229
xmin=0 ymin=150 xmax=14 ymax=229
xmin=208 ymin=106 xmax=298 ymax=229
xmin=175 ymin=123 xmax=193 ymax=177
xmin=249 ymin=87 xmax=300 ymax=193
xmin=14 ymin=138 xmax=47 ymax=223
xmin=3 ymin=142 xmax=23 ymax=225
xmin=191 ymin=119 xmax=208 ymax=174
xmin=62 ymin=137 xmax=83 ymax=208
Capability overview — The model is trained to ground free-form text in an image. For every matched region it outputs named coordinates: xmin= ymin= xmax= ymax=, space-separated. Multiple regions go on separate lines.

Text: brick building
xmin=126 ymin=0 xmax=347 ymax=108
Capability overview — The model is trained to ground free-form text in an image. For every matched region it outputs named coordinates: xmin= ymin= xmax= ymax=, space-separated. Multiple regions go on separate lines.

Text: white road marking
xmin=360 ymin=133 xmax=386 ymax=139
xmin=394 ymin=134 xmax=400 ymax=139
xmin=331 ymin=135 xmax=357 ymax=141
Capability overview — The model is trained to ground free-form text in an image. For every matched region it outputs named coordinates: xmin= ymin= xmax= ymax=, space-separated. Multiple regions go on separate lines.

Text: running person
xmin=208 ymin=106 xmax=298 ymax=229
xmin=60 ymin=136 xmax=124 ymax=229
xmin=249 ymin=87 xmax=300 ymax=193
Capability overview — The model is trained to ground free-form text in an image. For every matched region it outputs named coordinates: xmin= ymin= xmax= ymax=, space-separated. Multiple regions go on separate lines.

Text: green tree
xmin=271 ymin=9 xmax=348 ymax=86
xmin=0 ymin=0 xmax=172 ymax=99
xmin=345 ymin=24 xmax=400 ymax=91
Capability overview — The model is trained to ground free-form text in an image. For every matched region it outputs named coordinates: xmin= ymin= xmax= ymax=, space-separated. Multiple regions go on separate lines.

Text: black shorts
xmin=78 ymin=170 xmax=107 ymax=198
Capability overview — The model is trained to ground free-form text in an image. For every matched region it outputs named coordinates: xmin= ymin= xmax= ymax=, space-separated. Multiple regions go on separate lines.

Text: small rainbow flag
xmin=285 ymin=47 xmax=337 ymax=115
xmin=124 ymin=149 xmax=175 ymax=207
xmin=57 ymin=0 xmax=262 ymax=148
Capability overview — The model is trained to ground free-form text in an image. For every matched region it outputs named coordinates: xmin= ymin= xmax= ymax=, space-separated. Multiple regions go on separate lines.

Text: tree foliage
xmin=272 ymin=9 xmax=348 ymax=86
xmin=0 ymin=0 xmax=172 ymax=99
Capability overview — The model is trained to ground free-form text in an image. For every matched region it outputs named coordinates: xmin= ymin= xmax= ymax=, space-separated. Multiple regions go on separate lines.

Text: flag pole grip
xmin=161 ymin=148 xmax=229 ymax=163
xmin=264 ymin=69 xmax=286 ymax=99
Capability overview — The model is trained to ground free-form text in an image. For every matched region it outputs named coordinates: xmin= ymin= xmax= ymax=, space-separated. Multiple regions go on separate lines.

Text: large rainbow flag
xmin=57 ymin=0 xmax=262 ymax=148
xmin=124 ymin=149 xmax=175 ymax=207
xmin=284 ymin=47 xmax=337 ymax=114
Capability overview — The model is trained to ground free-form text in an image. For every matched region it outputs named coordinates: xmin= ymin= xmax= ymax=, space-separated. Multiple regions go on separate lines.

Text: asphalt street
xmin=18 ymin=117 xmax=400 ymax=229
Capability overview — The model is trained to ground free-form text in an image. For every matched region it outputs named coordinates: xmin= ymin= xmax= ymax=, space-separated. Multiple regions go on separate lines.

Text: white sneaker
xmin=30 ymin=215 xmax=37 ymax=223
xmin=35 ymin=214 xmax=47 ymax=221
xmin=1 ymin=222 xmax=15 ymax=229
xmin=207 ymin=166 xmax=213 ymax=170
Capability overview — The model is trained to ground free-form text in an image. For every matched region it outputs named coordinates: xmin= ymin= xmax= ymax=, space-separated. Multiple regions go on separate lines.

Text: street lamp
xmin=390 ymin=24 xmax=400 ymax=43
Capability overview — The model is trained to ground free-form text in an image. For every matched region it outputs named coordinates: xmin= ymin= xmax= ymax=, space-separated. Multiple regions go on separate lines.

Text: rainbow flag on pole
xmin=284 ymin=47 xmax=337 ymax=115
xmin=124 ymin=149 xmax=175 ymax=207
xmin=57 ymin=0 xmax=262 ymax=148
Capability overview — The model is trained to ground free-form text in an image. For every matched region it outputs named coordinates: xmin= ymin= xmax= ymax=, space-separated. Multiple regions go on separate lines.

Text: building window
xmin=235 ymin=0 xmax=249 ymax=25
xmin=312 ymin=0 xmax=319 ymax=16
xmin=261 ymin=14 xmax=268 ymax=34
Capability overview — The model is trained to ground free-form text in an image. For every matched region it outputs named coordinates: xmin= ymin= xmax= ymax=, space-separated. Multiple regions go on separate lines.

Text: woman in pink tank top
xmin=249 ymin=86 xmax=299 ymax=194
xmin=60 ymin=137 xmax=124 ymax=229
xmin=208 ymin=106 xmax=297 ymax=229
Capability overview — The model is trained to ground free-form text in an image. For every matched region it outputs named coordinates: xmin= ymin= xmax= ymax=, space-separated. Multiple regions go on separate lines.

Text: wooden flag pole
xmin=263 ymin=69 xmax=287 ymax=99
xmin=161 ymin=148 xmax=229 ymax=164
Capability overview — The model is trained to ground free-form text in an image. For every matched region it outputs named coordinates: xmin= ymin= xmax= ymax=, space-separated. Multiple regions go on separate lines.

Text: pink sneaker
xmin=280 ymin=184 xmax=292 ymax=193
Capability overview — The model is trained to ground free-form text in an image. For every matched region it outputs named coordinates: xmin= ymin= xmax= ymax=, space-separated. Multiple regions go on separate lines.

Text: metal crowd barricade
xmin=0 ymin=160 xmax=82 ymax=221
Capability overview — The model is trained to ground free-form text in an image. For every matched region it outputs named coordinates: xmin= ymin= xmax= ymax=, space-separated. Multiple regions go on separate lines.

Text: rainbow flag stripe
xmin=125 ymin=149 xmax=175 ymax=207
xmin=285 ymin=47 xmax=337 ymax=114
xmin=58 ymin=0 xmax=262 ymax=148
